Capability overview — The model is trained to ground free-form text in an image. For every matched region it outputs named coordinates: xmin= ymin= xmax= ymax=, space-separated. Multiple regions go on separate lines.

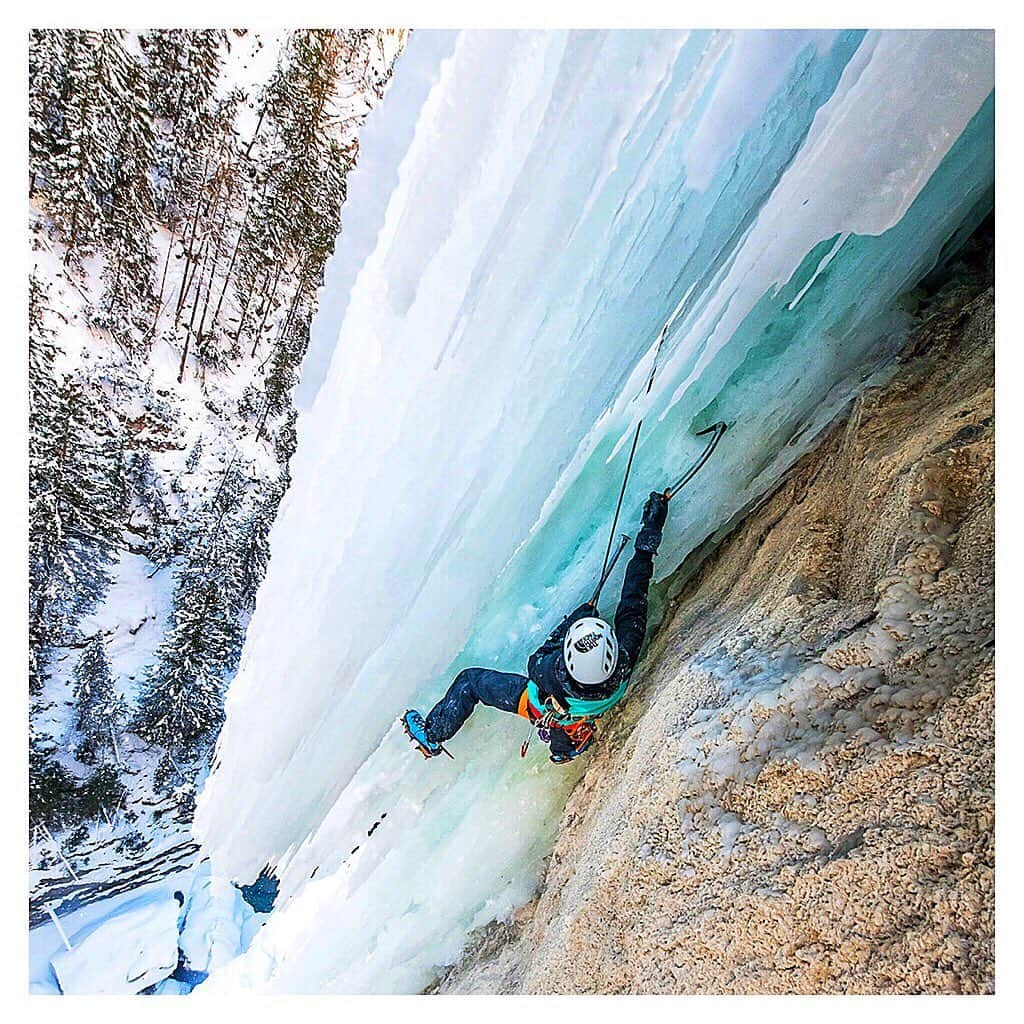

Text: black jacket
xmin=526 ymin=527 xmax=660 ymax=711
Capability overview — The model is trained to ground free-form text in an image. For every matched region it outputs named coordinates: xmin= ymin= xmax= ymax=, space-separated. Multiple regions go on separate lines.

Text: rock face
xmin=437 ymin=250 xmax=994 ymax=994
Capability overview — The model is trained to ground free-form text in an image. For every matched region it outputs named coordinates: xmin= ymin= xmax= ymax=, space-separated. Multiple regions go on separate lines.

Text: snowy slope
xmin=29 ymin=29 xmax=404 ymax=930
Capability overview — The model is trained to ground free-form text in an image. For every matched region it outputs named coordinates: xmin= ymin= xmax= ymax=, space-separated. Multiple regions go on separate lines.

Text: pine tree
xmin=139 ymin=30 xmax=225 ymax=225
xmin=29 ymin=273 xmax=60 ymax=447
xmin=272 ymin=407 xmax=298 ymax=467
xmin=29 ymin=718 xmax=80 ymax=830
xmin=234 ymin=31 xmax=358 ymax=356
xmin=29 ymin=273 xmax=62 ymax=657
xmin=44 ymin=31 xmax=113 ymax=259
xmin=29 ymin=748 xmax=80 ymax=830
xmin=185 ymin=436 xmax=204 ymax=473
xmin=134 ymin=554 xmax=241 ymax=755
xmin=94 ymin=32 xmax=158 ymax=338
xmin=134 ymin=454 xmax=254 ymax=756
xmin=29 ymin=30 xmax=70 ymax=195
xmin=125 ymin=450 xmax=169 ymax=550
xmin=72 ymin=636 xmax=126 ymax=763
xmin=30 ymin=374 xmax=126 ymax=647
xmin=232 ymin=474 xmax=286 ymax=614
xmin=78 ymin=763 xmax=127 ymax=821
xmin=35 ymin=30 xmax=157 ymax=323
xmin=29 ymin=646 xmax=45 ymax=696
xmin=259 ymin=336 xmax=299 ymax=430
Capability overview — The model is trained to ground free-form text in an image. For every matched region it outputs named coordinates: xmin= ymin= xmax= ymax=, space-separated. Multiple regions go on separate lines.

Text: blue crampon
xmin=402 ymin=709 xmax=448 ymax=759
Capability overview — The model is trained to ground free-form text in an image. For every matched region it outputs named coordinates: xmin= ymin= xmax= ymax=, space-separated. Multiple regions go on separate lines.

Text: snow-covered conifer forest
xmin=28 ymin=28 xmax=405 ymax=923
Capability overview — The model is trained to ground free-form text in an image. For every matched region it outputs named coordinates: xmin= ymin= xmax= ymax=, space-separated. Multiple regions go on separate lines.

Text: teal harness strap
xmin=526 ymin=678 xmax=628 ymax=725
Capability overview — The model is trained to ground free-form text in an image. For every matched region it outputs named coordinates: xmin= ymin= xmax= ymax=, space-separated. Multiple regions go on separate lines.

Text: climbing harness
xmin=518 ymin=692 xmax=597 ymax=759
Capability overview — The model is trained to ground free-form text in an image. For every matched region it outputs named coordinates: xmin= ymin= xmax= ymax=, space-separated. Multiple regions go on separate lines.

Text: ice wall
xmin=294 ymin=31 xmax=459 ymax=410
xmin=195 ymin=30 xmax=993 ymax=992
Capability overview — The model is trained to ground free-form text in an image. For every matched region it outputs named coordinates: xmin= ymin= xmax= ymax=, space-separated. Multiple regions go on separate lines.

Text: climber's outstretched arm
xmin=613 ymin=492 xmax=668 ymax=674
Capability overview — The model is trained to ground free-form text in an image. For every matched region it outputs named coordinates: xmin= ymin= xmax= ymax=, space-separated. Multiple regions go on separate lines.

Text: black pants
xmin=424 ymin=667 xmax=527 ymax=743
xmin=424 ymin=666 xmax=578 ymax=757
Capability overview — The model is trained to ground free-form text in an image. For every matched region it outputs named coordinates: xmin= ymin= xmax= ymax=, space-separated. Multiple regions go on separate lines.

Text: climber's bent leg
xmin=424 ymin=668 xmax=527 ymax=743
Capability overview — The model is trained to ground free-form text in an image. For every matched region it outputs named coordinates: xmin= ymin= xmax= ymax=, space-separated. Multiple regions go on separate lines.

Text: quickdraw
xmin=519 ymin=694 xmax=596 ymax=758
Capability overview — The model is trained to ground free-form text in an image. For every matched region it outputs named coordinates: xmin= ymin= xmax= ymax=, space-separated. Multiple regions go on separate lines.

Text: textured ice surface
xmin=195 ymin=30 xmax=993 ymax=992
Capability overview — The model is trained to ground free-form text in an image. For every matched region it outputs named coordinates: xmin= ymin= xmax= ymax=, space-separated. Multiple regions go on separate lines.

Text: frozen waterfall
xmin=194 ymin=29 xmax=994 ymax=992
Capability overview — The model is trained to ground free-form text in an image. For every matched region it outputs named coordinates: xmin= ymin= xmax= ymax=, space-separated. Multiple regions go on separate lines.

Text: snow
xmin=50 ymin=894 xmax=181 ymax=994
xmin=31 ymin=872 xmax=191 ymax=994
xmin=178 ymin=862 xmax=261 ymax=973
xmin=77 ymin=553 xmax=177 ymax=687
xmin=28 ymin=28 xmax=304 ymax=920
xmin=30 ymin=859 xmax=266 ymax=994
xmin=194 ymin=30 xmax=993 ymax=993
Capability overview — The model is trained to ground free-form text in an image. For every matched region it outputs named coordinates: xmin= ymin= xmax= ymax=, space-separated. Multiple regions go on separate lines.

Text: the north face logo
xmin=574 ymin=632 xmax=601 ymax=653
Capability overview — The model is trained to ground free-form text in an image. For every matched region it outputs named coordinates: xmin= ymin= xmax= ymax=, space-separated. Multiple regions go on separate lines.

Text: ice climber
xmin=402 ymin=490 xmax=670 ymax=764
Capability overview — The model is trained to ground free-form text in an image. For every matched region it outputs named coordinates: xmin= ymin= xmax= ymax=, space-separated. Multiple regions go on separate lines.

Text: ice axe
xmin=665 ymin=421 xmax=728 ymax=500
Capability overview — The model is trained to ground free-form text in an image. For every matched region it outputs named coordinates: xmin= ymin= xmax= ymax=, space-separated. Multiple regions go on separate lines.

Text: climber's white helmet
xmin=563 ymin=616 xmax=619 ymax=687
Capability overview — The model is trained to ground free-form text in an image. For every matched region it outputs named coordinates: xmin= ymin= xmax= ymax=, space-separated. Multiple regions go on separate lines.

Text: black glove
xmin=635 ymin=491 xmax=669 ymax=554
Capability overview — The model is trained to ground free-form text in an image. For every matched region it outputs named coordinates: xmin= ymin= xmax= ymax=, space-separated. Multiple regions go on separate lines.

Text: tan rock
xmin=436 ymin=278 xmax=994 ymax=995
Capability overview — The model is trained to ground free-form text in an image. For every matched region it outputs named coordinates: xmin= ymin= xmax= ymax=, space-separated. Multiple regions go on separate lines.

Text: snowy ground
xmin=29 ymin=547 xmax=195 ymax=925
xmin=30 ymin=858 xmax=266 ymax=995
xmin=30 ymin=870 xmax=193 ymax=994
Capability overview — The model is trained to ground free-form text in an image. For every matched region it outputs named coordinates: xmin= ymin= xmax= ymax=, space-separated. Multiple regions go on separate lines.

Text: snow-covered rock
xmin=50 ymin=894 xmax=182 ymax=994
xmin=438 ymin=273 xmax=995 ymax=994
xmin=179 ymin=866 xmax=260 ymax=973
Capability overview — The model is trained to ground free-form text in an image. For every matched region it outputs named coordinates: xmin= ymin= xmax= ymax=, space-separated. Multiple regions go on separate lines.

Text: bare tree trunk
xmin=31 ymin=396 xmax=73 ymax=636
xmin=40 ymin=823 xmax=79 ymax=882
xmin=178 ymin=234 xmax=215 ymax=383
xmin=233 ymin=271 xmax=262 ymax=347
xmin=250 ymin=262 xmax=284 ymax=359
xmin=196 ymin=200 xmax=230 ymax=343
xmin=173 ymin=156 xmax=210 ymax=322
xmin=148 ymin=228 xmax=176 ymax=336
xmin=176 ymin=181 xmax=226 ymax=330
xmin=211 ymin=196 xmax=251 ymax=330
xmin=244 ymin=105 xmax=267 ymax=159
xmin=109 ymin=725 xmax=122 ymax=767
xmin=185 ymin=236 xmax=215 ymax=342
xmin=64 ymin=208 xmax=78 ymax=266
xmin=259 ymin=270 xmax=306 ymax=372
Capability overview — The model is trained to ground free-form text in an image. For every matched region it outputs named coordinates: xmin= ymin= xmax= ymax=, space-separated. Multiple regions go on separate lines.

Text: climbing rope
xmin=595 ymin=295 xmax=689 ymax=591
xmin=593 ymin=303 xmax=729 ymax=602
